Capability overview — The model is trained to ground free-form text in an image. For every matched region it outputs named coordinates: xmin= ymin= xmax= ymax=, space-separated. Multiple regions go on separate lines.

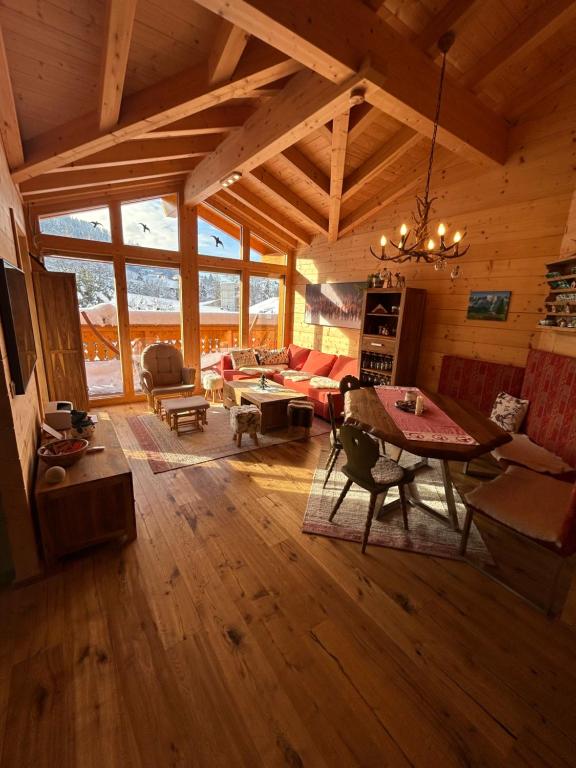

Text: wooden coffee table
xmin=223 ymin=378 xmax=307 ymax=433
xmin=162 ymin=396 xmax=210 ymax=435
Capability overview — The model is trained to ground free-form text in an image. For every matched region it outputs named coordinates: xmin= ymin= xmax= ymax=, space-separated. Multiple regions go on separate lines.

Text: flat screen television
xmin=0 ymin=258 xmax=37 ymax=394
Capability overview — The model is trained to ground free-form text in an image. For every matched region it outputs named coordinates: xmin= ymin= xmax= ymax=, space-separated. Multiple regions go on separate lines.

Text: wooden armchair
xmin=461 ymin=466 xmax=576 ymax=615
xmin=139 ymin=343 xmax=196 ymax=411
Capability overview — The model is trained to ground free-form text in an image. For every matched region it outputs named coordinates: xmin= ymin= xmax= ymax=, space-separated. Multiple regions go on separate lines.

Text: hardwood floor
xmin=1 ymin=403 xmax=576 ymax=767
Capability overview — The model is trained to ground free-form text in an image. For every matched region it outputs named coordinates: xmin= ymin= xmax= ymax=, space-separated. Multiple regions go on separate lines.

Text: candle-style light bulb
xmin=400 ymin=224 xmax=408 ymax=236
xmin=380 ymin=235 xmax=387 ymax=247
xmin=437 ymin=223 xmax=446 ymax=237
xmin=427 ymin=238 xmax=435 ymax=250
xmin=453 ymin=231 xmax=462 ymax=243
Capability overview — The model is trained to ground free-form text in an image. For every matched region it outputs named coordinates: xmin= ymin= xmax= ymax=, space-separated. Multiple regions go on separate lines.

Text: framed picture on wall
xmin=466 ymin=290 xmax=511 ymax=321
xmin=304 ymin=281 xmax=366 ymax=329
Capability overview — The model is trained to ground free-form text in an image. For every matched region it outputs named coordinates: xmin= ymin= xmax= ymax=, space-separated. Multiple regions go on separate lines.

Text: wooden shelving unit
xmin=541 ymin=254 xmax=576 ymax=333
xmin=357 ymin=287 xmax=426 ymax=386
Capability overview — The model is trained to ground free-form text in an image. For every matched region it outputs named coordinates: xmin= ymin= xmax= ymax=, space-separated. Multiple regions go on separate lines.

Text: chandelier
xmin=370 ymin=32 xmax=469 ymax=273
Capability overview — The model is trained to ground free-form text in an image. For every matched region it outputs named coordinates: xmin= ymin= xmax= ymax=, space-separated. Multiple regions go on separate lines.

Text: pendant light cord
xmin=422 ymin=50 xmax=447 ymax=207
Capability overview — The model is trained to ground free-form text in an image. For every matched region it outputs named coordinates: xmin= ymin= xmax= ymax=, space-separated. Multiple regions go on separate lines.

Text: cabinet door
xmin=33 ymin=271 xmax=89 ymax=410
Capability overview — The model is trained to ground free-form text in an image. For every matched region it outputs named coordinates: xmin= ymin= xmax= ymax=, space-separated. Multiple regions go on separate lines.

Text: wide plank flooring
xmin=1 ymin=403 xmax=576 ymax=767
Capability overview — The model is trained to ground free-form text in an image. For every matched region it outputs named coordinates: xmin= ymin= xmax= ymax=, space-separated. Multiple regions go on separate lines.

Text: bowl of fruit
xmin=38 ymin=437 xmax=89 ymax=467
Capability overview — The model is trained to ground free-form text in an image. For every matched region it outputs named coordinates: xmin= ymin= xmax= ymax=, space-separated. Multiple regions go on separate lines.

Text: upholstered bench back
xmin=438 ymin=355 xmax=525 ymax=415
xmin=521 ymin=349 xmax=576 ymax=467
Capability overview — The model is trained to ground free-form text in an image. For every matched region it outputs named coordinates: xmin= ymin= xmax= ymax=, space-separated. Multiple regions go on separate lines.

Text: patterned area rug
xmin=127 ymin=404 xmax=329 ymax=473
xmin=303 ymin=448 xmax=492 ymax=563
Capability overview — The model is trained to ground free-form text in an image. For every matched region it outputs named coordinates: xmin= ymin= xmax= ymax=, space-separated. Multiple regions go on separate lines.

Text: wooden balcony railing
xmin=80 ymin=322 xmax=279 ymax=368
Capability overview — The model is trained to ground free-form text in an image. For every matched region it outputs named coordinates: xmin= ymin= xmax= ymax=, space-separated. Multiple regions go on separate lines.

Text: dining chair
xmin=339 ymin=375 xmax=361 ymax=395
xmin=329 ymin=424 xmax=414 ymax=553
xmin=461 ymin=466 xmax=576 ymax=615
xmin=324 ymin=392 xmax=342 ymax=488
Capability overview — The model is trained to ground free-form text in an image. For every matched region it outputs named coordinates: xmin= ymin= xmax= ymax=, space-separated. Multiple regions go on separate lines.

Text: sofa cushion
xmin=521 ymin=349 xmax=576 ymax=468
xmin=301 ymin=350 xmax=337 ymax=377
xmin=490 ymin=392 xmax=529 ymax=432
xmin=230 ymin=349 xmax=258 ymax=369
xmin=309 ymin=376 xmax=340 ymax=389
xmin=288 ymin=343 xmax=311 ymax=370
xmin=259 ymin=347 xmax=289 ymax=365
xmin=438 ymin=355 xmax=525 ymax=415
xmin=465 ymin=466 xmax=575 ymax=548
xmin=492 ymin=433 xmax=573 ymax=475
xmin=328 ymin=355 xmax=358 ymax=382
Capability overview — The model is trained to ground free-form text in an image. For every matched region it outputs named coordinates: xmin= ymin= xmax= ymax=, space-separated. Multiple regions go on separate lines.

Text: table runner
xmin=375 ymin=386 xmax=479 ymax=445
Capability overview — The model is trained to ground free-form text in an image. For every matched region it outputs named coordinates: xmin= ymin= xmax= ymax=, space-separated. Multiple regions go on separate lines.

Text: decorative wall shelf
xmin=540 ymin=254 xmax=576 ymax=332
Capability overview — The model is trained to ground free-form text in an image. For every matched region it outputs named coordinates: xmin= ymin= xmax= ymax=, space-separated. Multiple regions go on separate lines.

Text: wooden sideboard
xmin=35 ymin=418 xmax=136 ymax=567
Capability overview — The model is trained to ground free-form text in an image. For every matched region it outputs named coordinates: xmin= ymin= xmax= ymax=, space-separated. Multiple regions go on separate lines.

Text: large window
xmin=198 ymin=205 xmax=241 ymax=260
xmin=121 ymin=194 xmax=179 ymax=251
xmin=249 ymin=276 xmax=281 ymax=349
xmin=199 ymin=271 xmax=240 ymax=368
xmin=39 ymin=206 xmax=112 ymax=243
xmin=250 ymin=236 xmax=287 ymax=266
xmin=126 ymin=263 xmax=181 ymax=391
xmin=44 ymin=256 xmax=122 ymax=398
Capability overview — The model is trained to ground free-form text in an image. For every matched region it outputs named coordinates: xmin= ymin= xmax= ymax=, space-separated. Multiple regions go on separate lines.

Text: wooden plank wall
xmin=292 ymin=76 xmax=576 ymax=390
xmin=0 ymin=139 xmax=43 ymax=581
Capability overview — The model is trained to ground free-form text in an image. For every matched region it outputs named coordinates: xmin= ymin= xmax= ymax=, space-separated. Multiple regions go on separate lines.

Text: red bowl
xmin=38 ymin=438 xmax=89 ymax=467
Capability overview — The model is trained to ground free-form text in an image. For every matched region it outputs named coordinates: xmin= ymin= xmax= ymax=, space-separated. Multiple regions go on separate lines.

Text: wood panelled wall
xmin=0 ymin=140 xmax=43 ymax=582
xmin=292 ymin=77 xmax=576 ymax=390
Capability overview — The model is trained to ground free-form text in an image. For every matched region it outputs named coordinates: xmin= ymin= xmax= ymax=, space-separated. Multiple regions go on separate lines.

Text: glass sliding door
xmin=44 ymin=256 xmax=123 ymax=399
xmin=249 ymin=275 xmax=282 ymax=350
xmin=125 ymin=263 xmax=181 ymax=391
xmin=199 ymin=271 xmax=240 ymax=369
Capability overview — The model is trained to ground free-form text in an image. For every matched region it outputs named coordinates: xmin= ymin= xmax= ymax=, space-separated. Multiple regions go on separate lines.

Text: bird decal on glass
xmin=138 ymin=222 xmax=151 ymax=233
xmin=211 ymin=235 xmax=224 ymax=248
xmin=89 ymin=221 xmax=103 ymax=228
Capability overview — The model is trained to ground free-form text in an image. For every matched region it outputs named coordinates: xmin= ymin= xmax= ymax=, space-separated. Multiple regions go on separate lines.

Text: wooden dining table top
xmin=344 ymin=387 xmax=511 ymax=462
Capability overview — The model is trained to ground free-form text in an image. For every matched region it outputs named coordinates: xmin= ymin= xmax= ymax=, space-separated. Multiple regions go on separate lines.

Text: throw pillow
xmin=490 ymin=391 xmax=529 ymax=432
xmin=259 ymin=347 xmax=289 ymax=365
xmin=309 ymin=376 xmax=340 ymax=389
xmin=230 ymin=349 xmax=258 ymax=370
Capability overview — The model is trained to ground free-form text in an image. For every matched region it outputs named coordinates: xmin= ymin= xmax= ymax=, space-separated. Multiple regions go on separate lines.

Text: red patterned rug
xmin=302 ymin=448 xmax=493 ymax=563
xmin=126 ymin=404 xmax=329 ymax=473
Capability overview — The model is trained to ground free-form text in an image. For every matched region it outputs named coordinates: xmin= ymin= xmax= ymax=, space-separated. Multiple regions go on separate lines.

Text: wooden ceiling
xmin=1 ymin=0 xmax=575 ymax=249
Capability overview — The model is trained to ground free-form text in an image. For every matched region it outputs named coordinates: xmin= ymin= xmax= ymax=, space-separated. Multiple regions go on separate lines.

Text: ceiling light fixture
xmin=220 ymin=171 xmax=242 ymax=188
xmin=370 ymin=32 xmax=469 ymax=273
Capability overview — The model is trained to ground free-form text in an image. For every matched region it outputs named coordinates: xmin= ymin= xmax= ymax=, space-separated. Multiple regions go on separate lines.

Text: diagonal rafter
xmin=249 ymin=166 xmax=328 ymax=234
xmin=208 ymin=20 xmax=250 ymax=85
xmin=280 ymin=145 xmax=330 ymax=199
xmin=64 ymin=136 xmax=222 ymax=168
xmin=98 ymin=0 xmax=138 ymax=131
xmin=145 ymin=105 xmax=255 ymax=137
xmin=12 ymin=43 xmax=301 ymax=184
xmin=328 ymin=109 xmax=350 ymax=241
xmin=183 ymin=68 xmax=364 ymax=206
xmin=191 ymin=0 xmax=508 ymax=167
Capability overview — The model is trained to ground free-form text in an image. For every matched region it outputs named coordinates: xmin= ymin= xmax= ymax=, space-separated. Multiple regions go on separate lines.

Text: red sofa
xmin=219 ymin=343 xmax=358 ymax=420
xmin=438 ymin=350 xmax=576 ymax=469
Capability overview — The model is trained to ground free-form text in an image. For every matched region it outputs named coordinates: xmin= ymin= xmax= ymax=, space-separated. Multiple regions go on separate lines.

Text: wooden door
xmin=33 ymin=271 xmax=89 ymax=411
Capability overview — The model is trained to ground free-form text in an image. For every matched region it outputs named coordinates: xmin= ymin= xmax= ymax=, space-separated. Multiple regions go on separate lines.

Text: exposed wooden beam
xmin=98 ymin=0 xmax=137 ymax=131
xmin=328 ymin=109 xmax=350 ymax=241
xmin=340 ymin=147 xmax=453 ymax=235
xmin=248 ymin=166 xmax=329 ymax=234
xmin=461 ymin=0 xmax=576 ymax=89
xmin=28 ymin=178 xmax=184 ymax=211
xmin=0 ymin=24 xmax=23 ymax=168
xmin=191 ymin=0 xmax=508 ymax=167
xmin=280 ymin=145 xmax=330 ymax=197
xmin=347 ymin=103 xmax=380 ymax=144
xmin=415 ymin=0 xmax=478 ymax=54
xmin=20 ymin=159 xmax=201 ymax=196
xmin=212 ymin=191 xmax=299 ymax=250
xmin=12 ymin=44 xmax=301 ymax=183
xmin=208 ymin=21 xmax=250 ymax=85
xmin=222 ymin=183 xmax=312 ymax=245
xmin=183 ymin=69 xmax=363 ymax=206
xmin=144 ymin=105 xmax=255 ymax=137
xmin=64 ymin=136 xmax=222 ymax=168
xmin=342 ymin=126 xmax=421 ymax=202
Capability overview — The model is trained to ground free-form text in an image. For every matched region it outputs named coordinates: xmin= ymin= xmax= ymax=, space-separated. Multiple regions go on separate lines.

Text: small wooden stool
xmin=163 ymin=396 xmax=210 ymax=435
xmin=230 ymin=404 xmax=261 ymax=447
xmin=203 ymin=372 xmax=224 ymax=403
xmin=288 ymin=400 xmax=314 ymax=440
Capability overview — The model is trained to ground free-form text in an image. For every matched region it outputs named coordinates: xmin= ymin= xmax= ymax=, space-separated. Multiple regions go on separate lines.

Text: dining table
xmin=344 ymin=385 xmax=511 ymax=531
